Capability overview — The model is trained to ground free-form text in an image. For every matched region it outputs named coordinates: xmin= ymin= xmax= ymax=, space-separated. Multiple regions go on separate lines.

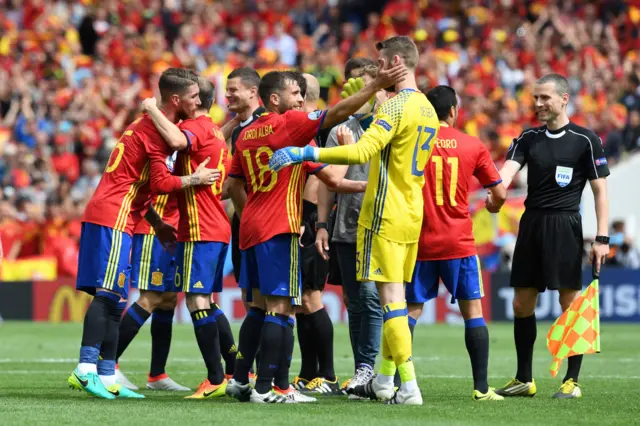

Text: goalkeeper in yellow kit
xmin=269 ymin=36 xmax=439 ymax=405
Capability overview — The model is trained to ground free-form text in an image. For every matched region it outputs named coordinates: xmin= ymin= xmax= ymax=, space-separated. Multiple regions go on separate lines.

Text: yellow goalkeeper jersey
xmin=317 ymin=88 xmax=439 ymax=243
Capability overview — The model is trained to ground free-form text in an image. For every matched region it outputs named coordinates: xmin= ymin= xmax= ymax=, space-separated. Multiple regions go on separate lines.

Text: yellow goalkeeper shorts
xmin=356 ymin=225 xmax=417 ymax=283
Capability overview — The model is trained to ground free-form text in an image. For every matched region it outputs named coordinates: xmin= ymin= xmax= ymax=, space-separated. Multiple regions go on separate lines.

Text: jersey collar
xmin=545 ymin=122 xmax=570 ymax=139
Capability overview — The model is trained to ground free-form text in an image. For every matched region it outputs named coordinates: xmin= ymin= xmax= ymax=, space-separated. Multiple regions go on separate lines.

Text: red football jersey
xmin=418 ymin=124 xmax=502 ymax=260
xmin=133 ymin=193 xmax=179 ymax=235
xmin=229 ymin=110 xmax=326 ymax=250
xmin=83 ymin=115 xmax=170 ymax=236
xmin=173 ymin=115 xmax=231 ymax=243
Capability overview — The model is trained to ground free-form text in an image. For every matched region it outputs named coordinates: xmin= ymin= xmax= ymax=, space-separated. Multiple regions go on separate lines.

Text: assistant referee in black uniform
xmin=488 ymin=74 xmax=610 ymax=399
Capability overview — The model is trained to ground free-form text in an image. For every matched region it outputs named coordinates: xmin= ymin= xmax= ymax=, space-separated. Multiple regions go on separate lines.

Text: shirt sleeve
xmin=474 ymin=142 xmax=502 ymax=188
xmin=178 ymin=120 xmax=200 ymax=151
xmin=317 ymin=97 xmax=401 ymax=165
xmin=583 ymin=132 xmax=611 ymax=180
xmin=282 ymin=110 xmax=327 ymax=148
xmin=148 ymin=138 xmax=183 ymax=193
xmin=229 ymin=149 xmax=244 ymax=179
xmin=505 ymin=130 xmax=529 ymax=167
xmin=301 ymin=139 xmax=327 ymax=174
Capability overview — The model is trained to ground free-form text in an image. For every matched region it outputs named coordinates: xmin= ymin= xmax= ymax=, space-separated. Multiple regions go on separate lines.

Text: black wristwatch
xmin=595 ymin=235 xmax=610 ymax=244
xmin=315 ymin=222 xmax=328 ymax=232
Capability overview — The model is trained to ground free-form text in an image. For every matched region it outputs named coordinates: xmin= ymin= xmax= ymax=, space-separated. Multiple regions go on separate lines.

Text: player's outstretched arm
xmin=141 ymin=97 xmax=189 ymax=151
xmin=320 ymin=61 xmax=407 ymax=130
xmin=228 ymin=177 xmax=247 ymax=218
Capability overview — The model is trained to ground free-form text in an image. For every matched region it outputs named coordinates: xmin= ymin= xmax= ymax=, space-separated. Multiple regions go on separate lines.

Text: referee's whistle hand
xmin=590 ymin=242 xmax=610 ymax=274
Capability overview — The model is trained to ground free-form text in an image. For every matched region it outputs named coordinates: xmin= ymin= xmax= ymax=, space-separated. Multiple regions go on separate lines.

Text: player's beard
xmin=177 ymin=108 xmax=191 ymax=121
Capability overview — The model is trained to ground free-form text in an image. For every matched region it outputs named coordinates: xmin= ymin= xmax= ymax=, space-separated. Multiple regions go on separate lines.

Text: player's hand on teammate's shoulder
xmin=194 ymin=157 xmax=221 ymax=185
xmin=373 ymin=57 xmax=408 ymax=90
xmin=336 ymin=125 xmax=355 ymax=146
xmin=315 ymin=228 xmax=330 ymax=260
xmin=140 ymin=97 xmax=158 ymax=113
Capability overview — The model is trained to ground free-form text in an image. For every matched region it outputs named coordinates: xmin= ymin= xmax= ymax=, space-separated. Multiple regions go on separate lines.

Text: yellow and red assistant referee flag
xmin=546 ymin=279 xmax=601 ymax=378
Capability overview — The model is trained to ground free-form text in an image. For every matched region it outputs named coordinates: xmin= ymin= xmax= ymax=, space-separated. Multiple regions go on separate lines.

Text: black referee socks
xmin=308 ymin=309 xmax=336 ymax=381
xmin=514 ymin=314 xmax=537 ymax=383
xmin=564 ymin=355 xmax=583 ymax=383
xmin=296 ymin=313 xmax=318 ymax=380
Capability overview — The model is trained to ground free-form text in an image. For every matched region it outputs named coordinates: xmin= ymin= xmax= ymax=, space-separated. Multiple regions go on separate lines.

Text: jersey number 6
xmin=411 ymin=126 xmax=436 ymax=177
xmin=242 ymin=147 xmax=278 ymax=192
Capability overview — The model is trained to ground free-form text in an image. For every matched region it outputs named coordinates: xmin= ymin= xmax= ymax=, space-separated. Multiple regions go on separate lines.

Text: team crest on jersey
xmin=555 ymin=166 xmax=573 ymax=187
xmin=151 ymin=271 xmax=163 ymax=286
xmin=117 ymin=272 xmax=126 ymax=288
xmin=165 ymin=151 xmax=178 ymax=173
xmin=308 ymin=110 xmax=323 ymax=120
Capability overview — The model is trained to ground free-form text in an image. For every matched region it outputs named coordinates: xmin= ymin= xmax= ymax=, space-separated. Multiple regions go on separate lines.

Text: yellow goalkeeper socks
xmin=380 ymin=333 xmax=396 ymax=377
xmin=382 ymin=302 xmax=417 ymax=388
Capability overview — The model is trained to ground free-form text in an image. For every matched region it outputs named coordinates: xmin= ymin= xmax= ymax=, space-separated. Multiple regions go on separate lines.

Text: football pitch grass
xmin=1 ymin=322 xmax=639 ymax=425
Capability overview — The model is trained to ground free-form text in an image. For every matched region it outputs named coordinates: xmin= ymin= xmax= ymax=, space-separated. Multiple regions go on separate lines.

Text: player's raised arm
xmin=320 ymin=61 xmax=407 ymax=130
xmin=141 ymin=98 xmax=190 ymax=151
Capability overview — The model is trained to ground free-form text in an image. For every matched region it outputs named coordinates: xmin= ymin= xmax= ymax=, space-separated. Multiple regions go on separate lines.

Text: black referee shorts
xmin=510 ymin=210 xmax=584 ymax=292
xmin=300 ymin=201 xmax=329 ymax=292
xmin=231 ymin=214 xmax=241 ymax=283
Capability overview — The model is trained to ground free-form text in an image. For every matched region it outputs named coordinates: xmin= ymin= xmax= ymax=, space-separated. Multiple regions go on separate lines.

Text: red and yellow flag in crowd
xmin=546 ymin=280 xmax=601 ymax=378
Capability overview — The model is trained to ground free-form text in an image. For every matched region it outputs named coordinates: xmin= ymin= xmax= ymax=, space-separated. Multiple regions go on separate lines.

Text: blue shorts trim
xmin=239 ymin=234 xmax=301 ymax=303
xmin=130 ymin=234 xmax=176 ymax=292
xmin=176 ymin=241 xmax=228 ymax=294
xmin=76 ymin=223 xmax=132 ymax=298
xmin=406 ymin=255 xmax=484 ymax=304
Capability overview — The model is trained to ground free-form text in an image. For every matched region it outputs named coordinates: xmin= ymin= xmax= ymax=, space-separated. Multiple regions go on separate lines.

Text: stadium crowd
xmin=1 ymin=0 xmax=640 ymax=273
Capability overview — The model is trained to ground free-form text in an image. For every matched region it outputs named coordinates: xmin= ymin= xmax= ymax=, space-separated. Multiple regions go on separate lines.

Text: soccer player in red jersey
xmin=140 ymin=77 xmax=236 ymax=399
xmin=225 ymin=69 xmax=400 ymax=403
xmin=68 ymin=69 xmax=219 ymax=400
xmin=405 ymin=86 xmax=507 ymax=401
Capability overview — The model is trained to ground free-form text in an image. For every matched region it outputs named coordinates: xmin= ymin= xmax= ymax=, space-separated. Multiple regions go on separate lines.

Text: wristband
xmin=595 ymin=235 xmax=609 ymax=244
xmin=315 ymin=222 xmax=328 ymax=232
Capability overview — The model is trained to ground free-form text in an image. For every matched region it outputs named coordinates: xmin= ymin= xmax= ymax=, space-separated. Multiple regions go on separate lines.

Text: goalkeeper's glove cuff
xmin=302 ymin=145 xmax=319 ymax=162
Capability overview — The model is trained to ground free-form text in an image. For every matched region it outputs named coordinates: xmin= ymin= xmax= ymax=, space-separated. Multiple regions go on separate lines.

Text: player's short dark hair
xmin=375 ymin=36 xmax=419 ymax=70
xmin=158 ymin=68 xmax=198 ymax=101
xmin=345 ymin=57 xmax=377 ymax=79
xmin=426 ymin=85 xmax=458 ymax=121
xmin=227 ymin=67 xmax=261 ymax=90
xmin=258 ymin=71 xmax=300 ymax=106
xmin=197 ymin=77 xmax=215 ymax=111
xmin=536 ymin=73 xmax=570 ymax=96
xmin=288 ymin=71 xmax=306 ymax=98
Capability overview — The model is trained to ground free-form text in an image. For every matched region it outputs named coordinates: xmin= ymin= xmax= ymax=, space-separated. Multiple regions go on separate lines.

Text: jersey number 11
xmin=432 ymin=155 xmax=458 ymax=206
